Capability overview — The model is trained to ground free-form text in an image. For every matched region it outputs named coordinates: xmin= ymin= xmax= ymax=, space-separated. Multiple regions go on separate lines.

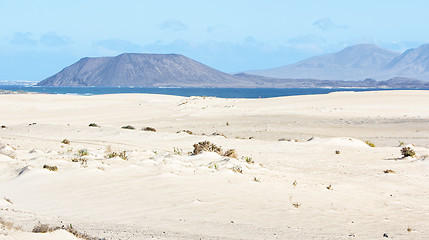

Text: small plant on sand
xmin=177 ymin=130 xmax=193 ymax=135
xmin=326 ymin=185 xmax=333 ymax=190
xmin=78 ymin=149 xmax=88 ymax=157
xmin=191 ymin=141 xmax=237 ymax=158
xmin=293 ymin=180 xmax=297 ymax=187
xmin=173 ymin=147 xmax=183 ymax=155
xmin=253 ymin=177 xmax=260 ymax=182
xmin=88 ymin=123 xmax=99 ymax=127
xmin=398 ymin=141 xmax=405 ymax=147
xmin=335 ymin=150 xmax=340 ymax=154
xmin=192 ymin=141 xmax=222 ymax=155
xmin=209 ymin=162 xmax=219 ymax=170
xmin=142 ymin=127 xmax=156 ymax=132
xmin=232 ymin=166 xmax=243 ymax=174
xmin=292 ymin=202 xmax=301 ymax=208
xmin=61 ymin=139 xmax=70 ymax=145
xmin=43 ymin=165 xmax=58 ymax=171
xmin=401 ymin=147 xmax=416 ymax=158
xmin=384 ymin=169 xmax=395 ymax=174
xmin=32 ymin=223 xmax=55 ymax=233
xmin=32 ymin=222 xmax=97 ymax=240
xmin=107 ymin=151 xmax=128 ymax=160
xmin=242 ymin=156 xmax=254 ymax=164
xmin=365 ymin=140 xmax=375 ymax=147
xmin=3 ymin=197 xmax=13 ymax=204
xmin=223 ymin=149 xmax=237 ymax=158
xmin=1 ymin=125 xmax=6 ymax=129
xmin=121 ymin=125 xmax=135 ymax=130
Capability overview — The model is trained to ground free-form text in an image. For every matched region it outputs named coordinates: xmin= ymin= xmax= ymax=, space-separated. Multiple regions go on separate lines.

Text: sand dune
xmin=0 ymin=91 xmax=428 ymax=239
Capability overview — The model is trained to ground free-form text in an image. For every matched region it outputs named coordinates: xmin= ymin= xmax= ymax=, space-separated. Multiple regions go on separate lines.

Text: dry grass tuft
xmin=3 ymin=197 xmax=13 ymax=204
xmin=121 ymin=125 xmax=135 ymax=130
xmin=32 ymin=223 xmax=57 ymax=233
xmin=177 ymin=130 xmax=193 ymax=135
xmin=232 ymin=166 xmax=243 ymax=174
xmin=192 ymin=141 xmax=222 ymax=155
xmin=191 ymin=141 xmax=238 ymax=158
xmin=223 ymin=149 xmax=237 ymax=158
xmin=61 ymin=139 xmax=70 ymax=145
xmin=142 ymin=127 xmax=156 ymax=132
xmin=106 ymin=151 xmax=128 ymax=160
xmin=401 ymin=147 xmax=416 ymax=158
xmin=43 ymin=165 xmax=58 ymax=171
xmin=384 ymin=169 xmax=395 ymax=174
xmin=365 ymin=140 xmax=375 ymax=147
xmin=88 ymin=123 xmax=99 ymax=127
xmin=32 ymin=223 xmax=98 ymax=240
xmin=292 ymin=202 xmax=301 ymax=208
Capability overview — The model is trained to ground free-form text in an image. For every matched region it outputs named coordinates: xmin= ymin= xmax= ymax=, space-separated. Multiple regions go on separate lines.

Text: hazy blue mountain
xmin=246 ymin=44 xmax=400 ymax=80
xmin=37 ymin=53 xmax=252 ymax=87
xmin=374 ymin=44 xmax=429 ymax=81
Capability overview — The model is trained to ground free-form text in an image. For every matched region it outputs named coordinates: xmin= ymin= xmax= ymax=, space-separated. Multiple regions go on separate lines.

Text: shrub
xmin=223 ymin=149 xmax=237 ymax=158
xmin=212 ymin=132 xmax=227 ymax=138
xmin=365 ymin=140 xmax=375 ymax=147
xmin=88 ymin=123 xmax=99 ymax=127
xmin=253 ymin=177 xmax=260 ymax=182
xmin=173 ymin=147 xmax=183 ymax=155
xmin=191 ymin=141 xmax=237 ymax=158
xmin=401 ymin=147 xmax=416 ymax=158
xmin=242 ymin=156 xmax=254 ymax=164
xmin=43 ymin=165 xmax=58 ymax=171
xmin=107 ymin=151 xmax=128 ymax=160
xmin=192 ymin=141 xmax=222 ymax=155
xmin=292 ymin=202 xmax=301 ymax=208
xmin=209 ymin=162 xmax=219 ymax=170
xmin=177 ymin=130 xmax=193 ymax=135
xmin=32 ymin=223 xmax=55 ymax=233
xmin=384 ymin=169 xmax=395 ymax=174
xmin=61 ymin=139 xmax=70 ymax=145
xmin=78 ymin=149 xmax=88 ymax=156
xmin=1 ymin=125 xmax=6 ymax=129
xmin=335 ymin=150 xmax=340 ymax=154
xmin=121 ymin=125 xmax=135 ymax=130
xmin=232 ymin=166 xmax=243 ymax=174
xmin=142 ymin=127 xmax=156 ymax=132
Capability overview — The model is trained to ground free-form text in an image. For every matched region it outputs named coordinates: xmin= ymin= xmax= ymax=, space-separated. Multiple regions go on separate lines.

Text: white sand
xmin=0 ymin=90 xmax=428 ymax=239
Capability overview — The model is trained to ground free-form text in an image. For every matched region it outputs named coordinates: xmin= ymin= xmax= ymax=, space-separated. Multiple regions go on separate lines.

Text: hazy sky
xmin=1 ymin=0 xmax=429 ymax=81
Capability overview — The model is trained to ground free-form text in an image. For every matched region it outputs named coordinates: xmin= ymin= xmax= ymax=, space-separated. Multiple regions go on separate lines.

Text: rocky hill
xmin=37 ymin=53 xmax=251 ymax=87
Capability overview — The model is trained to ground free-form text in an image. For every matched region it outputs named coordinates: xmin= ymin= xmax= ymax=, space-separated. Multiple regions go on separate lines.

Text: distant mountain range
xmin=37 ymin=44 xmax=429 ymax=88
xmin=247 ymin=44 xmax=429 ymax=81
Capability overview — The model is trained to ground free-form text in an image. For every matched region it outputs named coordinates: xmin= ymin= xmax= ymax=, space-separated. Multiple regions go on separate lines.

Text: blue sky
xmin=1 ymin=0 xmax=429 ymax=81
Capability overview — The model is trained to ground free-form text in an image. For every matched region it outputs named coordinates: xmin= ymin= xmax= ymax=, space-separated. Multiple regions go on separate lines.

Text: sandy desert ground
xmin=0 ymin=90 xmax=428 ymax=239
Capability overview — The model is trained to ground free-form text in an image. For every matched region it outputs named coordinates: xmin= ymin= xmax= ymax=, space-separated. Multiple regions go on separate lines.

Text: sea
xmin=0 ymin=85 xmax=425 ymax=98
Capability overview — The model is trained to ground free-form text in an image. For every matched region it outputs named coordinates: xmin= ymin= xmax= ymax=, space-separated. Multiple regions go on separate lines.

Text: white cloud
xmin=40 ymin=32 xmax=71 ymax=46
xmin=313 ymin=18 xmax=348 ymax=31
xmin=11 ymin=32 xmax=37 ymax=45
xmin=159 ymin=19 xmax=188 ymax=32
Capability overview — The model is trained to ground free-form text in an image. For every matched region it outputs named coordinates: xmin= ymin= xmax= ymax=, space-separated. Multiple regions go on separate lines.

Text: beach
xmin=0 ymin=90 xmax=428 ymax=239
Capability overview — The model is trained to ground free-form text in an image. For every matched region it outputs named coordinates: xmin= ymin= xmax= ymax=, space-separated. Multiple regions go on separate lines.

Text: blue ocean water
xmin=0 ymin=85 xmax=423 ymax=98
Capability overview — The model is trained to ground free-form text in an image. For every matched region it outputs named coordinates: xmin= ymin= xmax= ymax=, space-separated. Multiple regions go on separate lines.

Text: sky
xmin=1 ymin=0 xmax=429 ymax=81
